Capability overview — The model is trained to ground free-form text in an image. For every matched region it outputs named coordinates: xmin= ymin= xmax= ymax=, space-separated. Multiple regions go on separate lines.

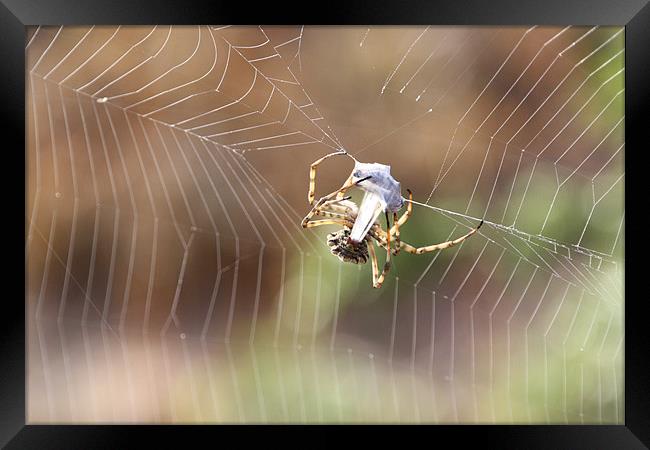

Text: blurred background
xmin=26 ymin=25 xmax=624 ymax=423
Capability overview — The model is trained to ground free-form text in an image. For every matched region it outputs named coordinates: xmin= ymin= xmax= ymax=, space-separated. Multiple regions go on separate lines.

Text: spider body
xmin=302 ymin=150 xmax=483 ymax=288
xmin=327 ymin=228 xmax=369 ymax=264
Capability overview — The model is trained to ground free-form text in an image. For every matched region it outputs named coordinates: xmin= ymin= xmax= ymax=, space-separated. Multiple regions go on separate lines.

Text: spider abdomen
xmin=327 ymin=228 xmax=369 ymax=264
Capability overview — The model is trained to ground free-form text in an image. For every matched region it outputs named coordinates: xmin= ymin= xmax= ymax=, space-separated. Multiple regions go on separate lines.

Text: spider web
xmin=26 ymin=25 xmax=623 ymax=423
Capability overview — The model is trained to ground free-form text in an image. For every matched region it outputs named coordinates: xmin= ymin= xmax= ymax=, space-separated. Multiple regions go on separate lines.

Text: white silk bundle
xmin=348 ymin=161 xmax=403 ymax=243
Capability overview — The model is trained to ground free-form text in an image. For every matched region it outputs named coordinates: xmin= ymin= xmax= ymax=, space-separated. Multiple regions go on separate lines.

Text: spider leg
xmin=302 ymin=201 xmax=357 ymax=228
xmin=317 ymin=196 xmax=355 ymax=215
xmin=308 ymin=150 xmax=355 ymax=205
xmin=370 ymin=224 xmax=397 ymax=254
xmin=335 ymin=175 xmax=353 ymax=200
xmin=303 ymin=218 xmax=354 ymax=229
xmin=311 ymin=210 xmax=349 ymax=220
xmin=302 ymin=194 xmax=347 ymax=227
xmin=370 ymin=212 xmax=393 ymax=289
xmin=302 ymin=177 xmax=371 ymax=227
xmin=368 ymin=189 xmax=412 ymax=252
xmin=367 ymin=228 xmax=385 ymax=250
xmin=367 ymin=236 xmax=380 ymax=283
xmin=389 ymin=189 xmax=413 ymax=237
xmin=398 ymin=220 xmax=484 ymax=254
xmin=393 ymin=212 xmax=400 ymax=254
xmin=302 ymin=197 xmax=353 ymax=227
xmin=334 ymin=174 xmax=371 ymax=199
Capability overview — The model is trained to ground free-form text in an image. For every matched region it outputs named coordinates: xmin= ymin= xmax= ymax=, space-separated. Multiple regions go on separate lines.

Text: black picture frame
xmin=3 ymin=0 xmax=648 ymax=447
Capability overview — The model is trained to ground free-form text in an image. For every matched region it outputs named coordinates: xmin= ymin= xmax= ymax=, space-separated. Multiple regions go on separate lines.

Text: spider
xmin=301 ymin=150 xmax=484 ymax=288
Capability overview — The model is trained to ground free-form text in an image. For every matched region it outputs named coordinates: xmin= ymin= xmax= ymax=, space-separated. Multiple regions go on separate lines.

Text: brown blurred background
xmin=26 ymin=25 xmax=623 ymax=423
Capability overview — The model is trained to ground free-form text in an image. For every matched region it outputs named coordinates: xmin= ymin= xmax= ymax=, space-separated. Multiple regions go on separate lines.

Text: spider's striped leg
xmin=398 ymin=220 xmax=484 ymax=254
xmin=368 ymin=228 xmax=386 ymax=247
xmin=302 ymin=193 xmax=347 ymax=227
xmin=309 ymin=208 xmax=353 ymax=222
xmin=393 ymin=212 xmax=401 ymax=254
xmin=302 ymin=194 xmax=352 ymax=227
xmin=302 ymin=176 xmax=372 ymax=227
xmin=303 ymin=218 xmax=354 ymax=229
xmin=308 ymin=150 xmax=349 ymax=205
xmin=333 ymin=175 xmax=352 ymax=201
xmin=369 ymin=225 xmax=391 ymax=252
xmin=389 ymin=189 xmax=413 ymax=240
xmin=367 ymin=236 xmax=380 ymax=284
xmin=317 ymin=196 xmax=355 ymax=214
xmin=332 ymin=173 xmax=372 ymax=201
xmin=371 ymin=212 xmax=393 ymax=289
